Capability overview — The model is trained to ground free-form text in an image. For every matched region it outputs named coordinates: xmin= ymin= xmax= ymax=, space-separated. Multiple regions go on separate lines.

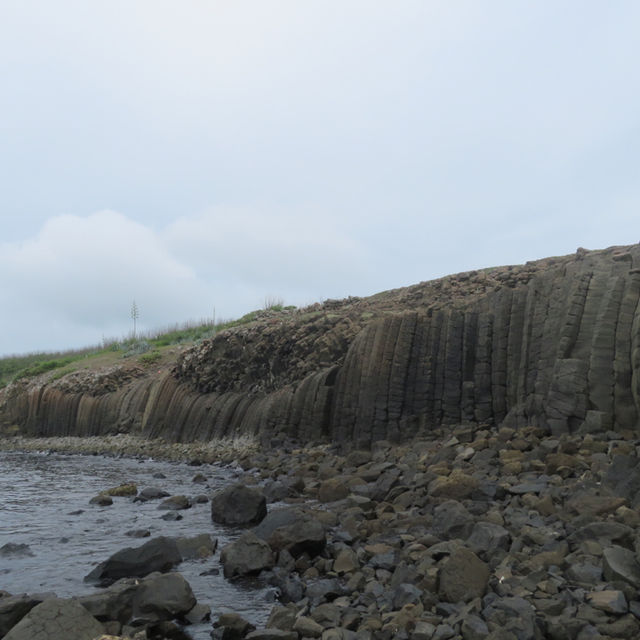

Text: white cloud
xmin=0 ymin=208 xmax=372 ymax=355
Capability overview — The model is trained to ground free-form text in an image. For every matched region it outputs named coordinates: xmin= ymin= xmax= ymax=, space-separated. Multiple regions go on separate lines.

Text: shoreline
xmin=0 ymin=433 xmax=260 ymax=465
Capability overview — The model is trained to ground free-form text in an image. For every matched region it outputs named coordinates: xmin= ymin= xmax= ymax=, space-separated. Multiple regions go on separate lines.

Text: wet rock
xmin=175 ymin=533 xmax=217 ymax=560
xmin=160 ymin=511 xmax=183 ymax=521
xmin=132 ymin=572 xmax=197 ymax=622
xmin=254 ymin=508 xmax=326 ymax=557
xmin=192 ymin=473 xmax=207 ymax=483
xmin=126 ymin=528 xmax=151 ymax=538
xmin=293 ymin=615 xmax=323 ymax=638
xmin=77 ymin=577 xmax=140 ymax=624
xmin=220 ymin=532 xmax=274 ymax=578
xmin=212 ymin=611 xmax=256 ymax=639
xmin=103 ymin=483 xmax=137 ymax=497
xmin=89 ymin=494 xmax=113 ymax=506
xmin=438 ymin=548 xmax=489 ymax=603
xmin=158 ymin=495 xmax=192 ymax=510
xmin=3 ymin=598 xmax=104 ymax=640
xmin=134 ymin=487 xmax=170 ymax=502
xmin=84 ymin=536 xmax=182 ymax=586
xmin=0 ymin=594 xmax=44 ymax=637
xmin=0 ymin=543 xmax=33 ymax=558
xmin=211 ymin=484 xmax=267 ymax=526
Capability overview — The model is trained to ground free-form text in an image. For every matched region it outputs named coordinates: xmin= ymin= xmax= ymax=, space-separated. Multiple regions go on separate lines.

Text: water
xmin=0 ymin=450 xmax=274 ymax=639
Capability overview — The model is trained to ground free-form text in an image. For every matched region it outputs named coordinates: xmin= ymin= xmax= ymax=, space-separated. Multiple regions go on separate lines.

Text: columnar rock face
xmin=2 ymin=244 xmax=640 ymax=447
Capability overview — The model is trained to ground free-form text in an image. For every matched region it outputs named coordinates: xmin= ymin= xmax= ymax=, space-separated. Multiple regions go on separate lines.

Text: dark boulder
xmin=3 ymin=598 xmax=104 ymax=640
xmin=0 ymin=594 xmax=44 ymax=637
xmin=132 ymin=572 xmax=197 ymax=622
xmin=220 ymin=532 xmax=274 ymax=578
xmin=84 ymin=536 xmax=181 ymax=586
xmin=211 ymin=484 xmax=267 ymax=526
xmin=253 ymin=508 xmax=326 ymax=557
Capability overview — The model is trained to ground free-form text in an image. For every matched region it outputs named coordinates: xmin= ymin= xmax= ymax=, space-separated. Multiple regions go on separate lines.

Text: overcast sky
xmin=1 ymin=1 xmax=639 ymax=356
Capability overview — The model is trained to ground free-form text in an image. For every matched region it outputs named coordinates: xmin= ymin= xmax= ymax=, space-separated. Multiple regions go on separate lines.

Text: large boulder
xmin=438 ymin=548 xmax=489 ymax=603
xmin=175 ymin=533 xmax=217 ymax=560
xmin=84 ymin=536 xmax=181 ymax=586
xmin=132 ymin=572 xmax=197 ymax=622
xmin=253 ymin=508 xmax=326 ymax=557
xmin=77 ymin=578 xmax=140 ymax=624
xmin=220 ymin=532 xmax=274 ymax=578
xmin=0 ymin=594 xmax=45 ymax=637
xmin=211 ymin=484 xmax=267 ymax=526
xmin=3 ymin=598 xmax=104 ymax=640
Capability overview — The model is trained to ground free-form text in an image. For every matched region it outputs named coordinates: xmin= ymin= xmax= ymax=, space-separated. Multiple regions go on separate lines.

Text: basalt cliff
xmin=3 ymin=244 xmax=640 ymax=449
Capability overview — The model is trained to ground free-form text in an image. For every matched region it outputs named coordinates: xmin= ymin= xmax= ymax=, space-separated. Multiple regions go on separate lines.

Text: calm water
xmin=0 ymin=450 xmax=274 ymax=639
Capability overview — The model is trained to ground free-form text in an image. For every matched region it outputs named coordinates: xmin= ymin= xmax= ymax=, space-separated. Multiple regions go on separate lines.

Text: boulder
xmin=132 ymin=572 xmax=197 ymax=622
xmin=220 ymin=532 xmax=274 ymax=578
xmin=211 ymin=484 xmax=267 ymax=526
xmin=89 ymin=494 xmax=113 ymax=506
xmin=0 ymin=594 xmax=44 ymax=637
xmin=318 ymin=477 xmax=350 ymax=503
xmin=175 ymin=533 xmax=217 ymax=560
xmin=157 ymin=495 xmax=192 ymax=510
xmin=438 ymin=548 xmax=489 ymax=603
xmin=587 ymin=590 xmax=628 ymax=614
xmin=3 ymin=598 xmax=104 ymax=640
xmin=0 ymin=543 xmax=33 ymax=558
xmin=134 ymin=487 xmax=170 ymax=502
xmin=432 ymin=500 xmax=475 ymax=540
xmin=603 ymin=546 xmax=640 ymax=588
xmin=212 ymin=611 xmax=256 ymax=639
xmin=103 ymin=483 xmax=137 ymax=497
xmin=84 ymin=536 xmax=181 ymax=586
xmin=77 ymin=578 xmax=140 ymax=624
xmin=253 ymin=508 xmax=326 ymax=557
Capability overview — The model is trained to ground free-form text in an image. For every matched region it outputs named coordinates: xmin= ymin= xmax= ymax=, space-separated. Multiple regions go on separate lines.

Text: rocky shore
xmin=5 ymin=422 xmax=640 ymax=639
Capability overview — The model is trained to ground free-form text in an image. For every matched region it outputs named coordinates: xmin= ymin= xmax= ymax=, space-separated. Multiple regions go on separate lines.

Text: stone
xmin=3 ymin=598 xmax=104 ymax=640
xmin=134 ymin=487 xmax=170 ymax=502
xmin=428 ymin=470 xmax=479 ymax=500
xmin=603 ymin=546 xmax=640 ymax=588
xmin=0 ymin=543 xmax=33 ymax=558
xmin=132 ymin=572 xmax=197 ymax=621
xmin=461 ymin=614 xmax=490 ymax=640
xmin=157 ymin=495 xmax=192 ymax=510
xmin=246 ymin=630 xmax=298 ymax=640
xmin=293 ymin=615 xmax=324 ymax=638
xmin=103 ymin=483 xmax=138 ymax=497
xmin=587 ymin=590 xmax=628 ymax=614
xmin=175 ymin=533 xmax=217 ymax=560
xmin=211 ymin=484 xmax=267 ymax=526
xmin=318 ymin=477 xmax=350 ymax=503
xmin=254 ymin=508 xmax=326 ymax=557
xmin=84 ymin=536 xmax=182 ymax=586
xmin=438 ymin=548 xmax=489 ymax=603
xmin=0 ymin=594 xmax=44 ymax=637
xmin=432 ymin=500 xmax=475 ymax=540
xmin=220 ymin=532 xmax=274 ymax=578
xmin=77 ymin=577 xmax=140 ymax=624
xmin=212 ymin=612 xmax=256 ymax=639
xmin=89 ymin=494 xmax=113 ymax=506
xmin=467 ymin=522 xmax=511 ymax=557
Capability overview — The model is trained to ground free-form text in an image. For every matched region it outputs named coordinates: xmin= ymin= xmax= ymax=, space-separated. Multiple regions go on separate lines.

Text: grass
xmin=0 ymin=304 xmax=298 ymax=388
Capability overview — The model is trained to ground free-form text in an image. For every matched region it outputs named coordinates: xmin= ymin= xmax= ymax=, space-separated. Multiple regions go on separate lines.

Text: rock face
xmin=3 ymin=598 xmax=104 ymax=640
xmin=4 ymin=244 xmax=640 ymax=447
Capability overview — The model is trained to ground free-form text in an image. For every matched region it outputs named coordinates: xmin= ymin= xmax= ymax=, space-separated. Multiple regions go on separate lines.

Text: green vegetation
xmin=0 ymin=303 xmax=298 ymax=388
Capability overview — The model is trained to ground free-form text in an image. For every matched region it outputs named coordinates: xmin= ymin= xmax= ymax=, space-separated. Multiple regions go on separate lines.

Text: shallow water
xmin=0 ymin=450 xmax=274 ymax=639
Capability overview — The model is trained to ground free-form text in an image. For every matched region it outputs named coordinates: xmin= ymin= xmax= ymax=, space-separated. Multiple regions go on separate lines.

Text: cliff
xmin=2 ymin=244 xmax=640 ymax=448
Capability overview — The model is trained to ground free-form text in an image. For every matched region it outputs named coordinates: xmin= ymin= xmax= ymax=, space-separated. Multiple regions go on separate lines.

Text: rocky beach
xmin=5 ymin=421 xmax=640 ymax=640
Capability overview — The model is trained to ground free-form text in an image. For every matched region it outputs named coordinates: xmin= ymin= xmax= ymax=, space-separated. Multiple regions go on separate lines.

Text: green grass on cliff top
xmin=0 ymin=306 xmax=296 ymax=389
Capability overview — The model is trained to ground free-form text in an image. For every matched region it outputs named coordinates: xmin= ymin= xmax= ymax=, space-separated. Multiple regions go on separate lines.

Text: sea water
xmin=0 ymin=450 xmax=274 ymax=639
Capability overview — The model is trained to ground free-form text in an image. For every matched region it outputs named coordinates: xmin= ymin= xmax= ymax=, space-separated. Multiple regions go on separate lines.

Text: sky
xmin=1 ymin=1 xmax=640 ymax=356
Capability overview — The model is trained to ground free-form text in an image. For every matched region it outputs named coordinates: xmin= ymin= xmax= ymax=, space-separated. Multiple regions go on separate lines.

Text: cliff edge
xmin=2 ymin=244 xmax=640 ymax=448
